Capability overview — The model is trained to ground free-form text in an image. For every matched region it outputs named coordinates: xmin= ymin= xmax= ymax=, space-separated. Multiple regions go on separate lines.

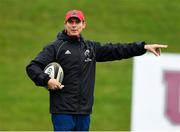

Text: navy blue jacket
xmin=26 ymin=31 xmax=146 ymax=114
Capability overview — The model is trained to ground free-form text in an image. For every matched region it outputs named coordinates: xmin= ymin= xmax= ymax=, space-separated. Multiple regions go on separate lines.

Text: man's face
xmin=65 ymin=17 xmax=86 ymax=37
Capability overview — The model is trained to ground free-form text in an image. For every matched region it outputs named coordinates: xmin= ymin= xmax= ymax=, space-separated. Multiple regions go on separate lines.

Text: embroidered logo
xmin=85 ymin=58 xmax=92 ymax=62
xmin=84 ymin=49 xmax=90 ymax=56
xmin=65 ymin=50 xmax=71 ymax=55
xmin=84 ymin=49 xmax=92 ymax=62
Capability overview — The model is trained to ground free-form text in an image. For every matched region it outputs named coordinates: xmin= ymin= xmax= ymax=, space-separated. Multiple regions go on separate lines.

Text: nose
xmin=71 ymin=21 xmax=77 ymax=26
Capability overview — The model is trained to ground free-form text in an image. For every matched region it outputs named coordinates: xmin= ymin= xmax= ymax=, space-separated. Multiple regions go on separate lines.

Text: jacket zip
xmin=78 ymin=42 xmax=83 ymax=113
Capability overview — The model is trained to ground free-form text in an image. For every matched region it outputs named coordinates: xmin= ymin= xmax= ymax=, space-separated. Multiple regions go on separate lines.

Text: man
xmin=26 ymin=10 xmax=168 ymax=131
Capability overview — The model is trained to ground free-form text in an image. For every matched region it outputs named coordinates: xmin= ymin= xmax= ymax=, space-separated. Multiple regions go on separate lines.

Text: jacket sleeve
xmin=26 ymin=44 xmax=55 ymax=86
xmin=94 ymin=41 xmax=147 ymax=62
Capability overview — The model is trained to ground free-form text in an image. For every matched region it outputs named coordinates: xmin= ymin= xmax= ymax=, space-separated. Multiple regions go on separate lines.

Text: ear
xmin=64 ymin=22 xmax=67 ymax=29
xmin=82 ymin=21 xmax=86 ymax=29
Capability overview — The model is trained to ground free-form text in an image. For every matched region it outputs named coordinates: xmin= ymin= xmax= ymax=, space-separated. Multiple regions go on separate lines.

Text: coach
xmin=26 ymin=10 xmax=167 ymax=131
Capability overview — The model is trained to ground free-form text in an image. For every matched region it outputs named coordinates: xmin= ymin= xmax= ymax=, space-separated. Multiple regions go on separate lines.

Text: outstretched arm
xmin=94 ymin=41 xmax=147 ymax=62
xmin=144 ymin=44 xmax=168 ymax=56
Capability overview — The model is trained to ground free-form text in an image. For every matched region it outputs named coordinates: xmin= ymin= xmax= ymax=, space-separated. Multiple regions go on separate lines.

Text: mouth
xmin=71 ymin=29 xmax=77 ymax=32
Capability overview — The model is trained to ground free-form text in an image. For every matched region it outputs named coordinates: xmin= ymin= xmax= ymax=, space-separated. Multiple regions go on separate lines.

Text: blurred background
xmin=0 ymin=0 xmax=179 ymax=130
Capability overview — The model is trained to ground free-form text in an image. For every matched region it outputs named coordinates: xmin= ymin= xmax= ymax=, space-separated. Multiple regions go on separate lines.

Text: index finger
xmin=156 ymin=45 xmax=168 ymax=48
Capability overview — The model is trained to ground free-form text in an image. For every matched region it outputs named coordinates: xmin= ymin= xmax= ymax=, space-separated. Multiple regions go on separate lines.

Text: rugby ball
xmin=44 ymin=62 xmax=64 ymax=83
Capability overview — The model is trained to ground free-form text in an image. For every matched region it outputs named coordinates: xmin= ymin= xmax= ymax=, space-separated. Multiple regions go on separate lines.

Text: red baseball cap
xmin=65 ymin=10 xmax=85 ymax=22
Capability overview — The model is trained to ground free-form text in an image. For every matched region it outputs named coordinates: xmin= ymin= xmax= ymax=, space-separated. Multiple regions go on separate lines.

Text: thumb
xmin=151 ymin=49 xmax=159 ymax=56
xmin=60 ymin=85 xmax=64 ymax=89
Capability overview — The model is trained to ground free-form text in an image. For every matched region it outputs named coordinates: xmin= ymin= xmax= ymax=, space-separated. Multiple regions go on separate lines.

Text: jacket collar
xmin=57 ymin=30 xmax=85 ymax=43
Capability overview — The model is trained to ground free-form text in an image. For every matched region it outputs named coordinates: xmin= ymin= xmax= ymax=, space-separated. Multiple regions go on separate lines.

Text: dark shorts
xmin=51 ymin=114 xmax=90 ymax=131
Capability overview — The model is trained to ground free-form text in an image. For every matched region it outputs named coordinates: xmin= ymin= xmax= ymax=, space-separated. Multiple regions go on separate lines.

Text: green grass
xmin=0 ymin=0 xmax=179 ymax=130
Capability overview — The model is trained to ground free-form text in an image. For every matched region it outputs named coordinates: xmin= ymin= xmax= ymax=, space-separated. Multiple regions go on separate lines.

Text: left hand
xmin=144 ymin=44 xmax=168 ymax=56
xmin=47 ymin=79 xmax=64 ymax=90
